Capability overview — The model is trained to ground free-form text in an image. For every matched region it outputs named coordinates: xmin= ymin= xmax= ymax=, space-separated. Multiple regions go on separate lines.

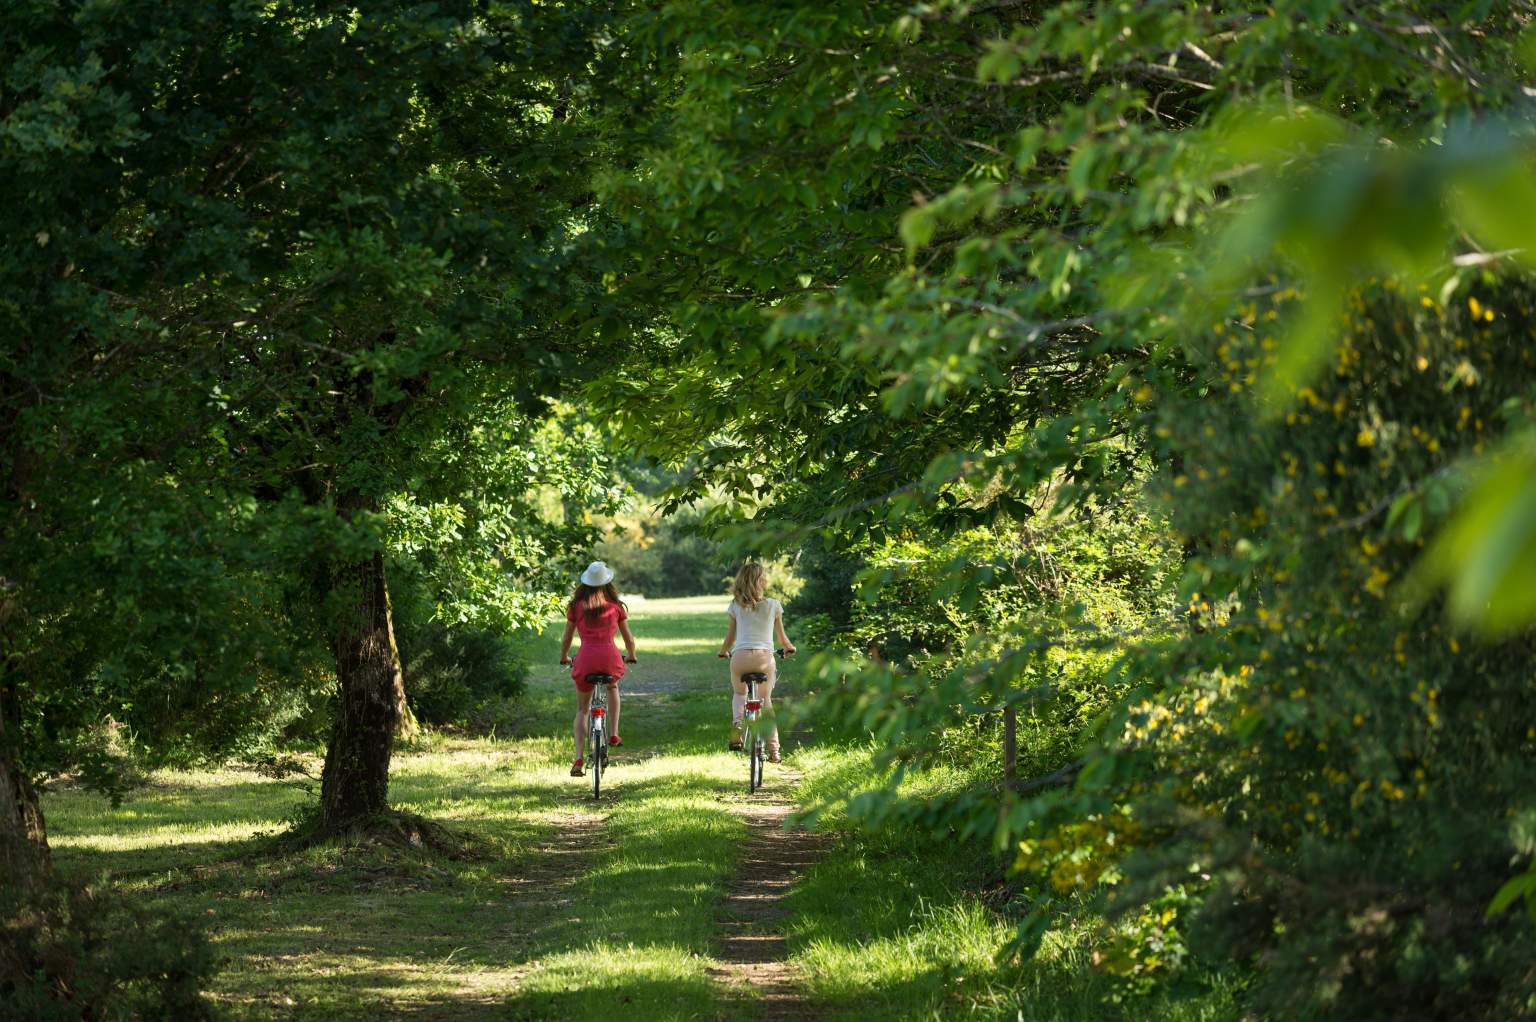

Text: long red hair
xmin=569 ymin=581 xmax=625 ymax=621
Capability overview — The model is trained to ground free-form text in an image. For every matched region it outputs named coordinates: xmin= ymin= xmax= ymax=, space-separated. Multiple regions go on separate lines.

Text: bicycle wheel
xmin=749 ymin=737 xmax=763 ymax=793
xmin=591 ymin=725 xmax=604 ymax=799
xmin=744 ymin=722 xmax=755 ymax=793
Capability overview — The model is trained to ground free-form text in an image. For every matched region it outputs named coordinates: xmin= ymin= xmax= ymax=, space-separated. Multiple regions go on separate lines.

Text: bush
xmin=0 ymin=880 xmax=216 ymax=1020
xmin=1112 ymin=281 xmax=1536 ymax=1018
xmin=391 ymin=576 xmax=530 ymax=729
xmin=787 ymin=532 xmax=861 ymax=631
xmin=595 ymin=503 xmax=723 ymax=597
xmin=396 ymin=620 xmax=529 ymax=729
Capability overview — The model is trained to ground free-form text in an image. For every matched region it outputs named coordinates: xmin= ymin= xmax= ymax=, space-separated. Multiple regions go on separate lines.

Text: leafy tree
xmin=598 ymin=0 xmax=1536 ymax=1014
xmin=2 ymin=0 xmax=624 ymax=883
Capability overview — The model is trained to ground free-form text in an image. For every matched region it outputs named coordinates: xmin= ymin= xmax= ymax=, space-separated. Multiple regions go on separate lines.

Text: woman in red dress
xmin=558 ymin=561 xmax=637 ymax=776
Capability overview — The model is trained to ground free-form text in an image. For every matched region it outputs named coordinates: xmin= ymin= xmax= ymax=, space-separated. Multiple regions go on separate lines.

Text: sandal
xmin=767 ymin=749 xmax=782 ymax=764
xmin=569 ymin=758 xmax=584 ymax=776
xmin=728 ymin=730 xmax=744 ymax=752
xmin=608 ymin=735 xmax=623 ymax=748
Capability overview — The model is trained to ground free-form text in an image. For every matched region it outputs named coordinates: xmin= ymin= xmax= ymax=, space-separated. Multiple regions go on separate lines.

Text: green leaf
xmin=978 ymin=42 xmax=1022 ymax=84
xmin=1412 ymin=434 xmax=1536 ymax=635
xmin=1451 ymin=157 xmax=1536 ymax=270
xmin=899 ymin=206 xmax=936 ymax=257
xmin=1486 ymin=867 xmax=1536 ymax=918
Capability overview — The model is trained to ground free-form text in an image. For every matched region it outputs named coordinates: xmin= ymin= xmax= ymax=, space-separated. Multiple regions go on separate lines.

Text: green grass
xmin=43 ymin=595 xmax=1243 ymax=1020
xmin=783 ymin=744 xmax=1245 ymax=1021
xmin=45 ymin=597 xmax=754 ymax=1021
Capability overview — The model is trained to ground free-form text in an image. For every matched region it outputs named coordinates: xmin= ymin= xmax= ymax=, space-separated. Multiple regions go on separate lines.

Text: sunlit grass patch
xmin=40 ymin=597 xmax=762 ymax=1020
xmin=510 ymin=943 xmax=719 ymax=1019
xmin=786 ymin=744 xmax=1244 ymax=1021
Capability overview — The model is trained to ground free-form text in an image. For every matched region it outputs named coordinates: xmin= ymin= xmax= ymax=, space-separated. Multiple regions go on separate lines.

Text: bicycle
xmin=584 ymin=673 xmax=615 ymax=799
xmin=739 ymin=648 xmax=789 ymax=794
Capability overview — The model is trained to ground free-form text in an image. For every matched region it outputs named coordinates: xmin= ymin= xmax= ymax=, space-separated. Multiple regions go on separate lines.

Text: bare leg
xmin=729 ymin=649 xmax=773 ymax=730
xmin=572 ymin=688 xmax=593 ymax=760
xmin=761 ymin=679 xmax=779 ymax=755
xmin=731 ymin=679 xmax=747 ymax=728
xmin=607 ymin=683 xmax=621 ymax=740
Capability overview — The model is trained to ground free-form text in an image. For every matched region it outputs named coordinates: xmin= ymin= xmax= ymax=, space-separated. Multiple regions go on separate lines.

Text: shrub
xmin=395 ymin=619 xmax=529 ymax=729
xmin=391 ymin=576 xmax=530 ymax=729
xmin=0 ymin=880 xmax=216 ymax=1021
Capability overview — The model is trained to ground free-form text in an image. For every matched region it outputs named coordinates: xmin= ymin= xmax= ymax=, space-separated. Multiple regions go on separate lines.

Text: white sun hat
xmin=580 ymin=560 xmax=614 ymax=587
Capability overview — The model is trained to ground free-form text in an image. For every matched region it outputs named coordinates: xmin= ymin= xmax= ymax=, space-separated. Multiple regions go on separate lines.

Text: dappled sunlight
xmin=509 ymin=944 xmax=721 ymax=1019
xmin=39 ymin=597 xmax=814 ymax=1019
xmin=630 ymin=595 xmax=730 ymax=617
xmin=628 ymin=635 xmax=717 ymax=652
xmin=50 ymin=820 xmax=282 ymax=854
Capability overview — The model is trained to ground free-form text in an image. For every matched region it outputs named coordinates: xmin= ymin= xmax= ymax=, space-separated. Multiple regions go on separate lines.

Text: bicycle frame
xmin=586 ymin=676 xmax=613 ymax=799
xmin=738 ymin=648 xmax=786 ymax=794
xmin=743 ymin=673 xmax=765 ymax=793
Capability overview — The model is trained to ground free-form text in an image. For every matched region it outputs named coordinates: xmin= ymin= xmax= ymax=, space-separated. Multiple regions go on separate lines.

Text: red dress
xmin=569 ymin=600 xmax=627 ymax=689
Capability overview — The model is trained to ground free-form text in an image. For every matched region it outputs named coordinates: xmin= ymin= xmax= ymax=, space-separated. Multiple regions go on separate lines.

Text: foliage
xmin=1 ymin=0 xmax=626 ymax=850
xmin=797 ymin=495 xmax=1180 ymax=827
xmin=1097 ymin=279 xmax=1536 ymax=1019
xmin=595 ymin=501 xmax=724 ymax=597
xmin=392 ymin=582 xmax=529 ymax=731
xmin=386 ymin=404 xmax=619 ymax=730
xmin=598 ymin=0 xmax=1536 ymax=1016
xmin=0 ymin=880 xmax=216 ymax=1020
xmin=790 ymin=744 xmax=1244 ymax=1020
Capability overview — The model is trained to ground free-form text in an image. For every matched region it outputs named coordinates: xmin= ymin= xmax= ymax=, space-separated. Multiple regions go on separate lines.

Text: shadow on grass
xmin=38 ymin=597 xmax=827 ymax=1020
xmin=501 ymin=970 xmax=722 ymax=1021
xmin=178 ymin=758 xmax=749 ymax=1018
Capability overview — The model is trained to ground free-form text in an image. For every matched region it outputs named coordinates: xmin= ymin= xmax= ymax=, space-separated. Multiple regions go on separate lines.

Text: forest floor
xmin=43 ymin=596 xmax=1241 ymax=1021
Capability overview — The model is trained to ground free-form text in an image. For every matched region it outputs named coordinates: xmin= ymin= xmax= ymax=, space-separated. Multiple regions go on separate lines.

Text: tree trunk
xmin=0 ymin=684 xmax=51 ymax=894
xmin=318 ymin=551 xmax=402 ymax=831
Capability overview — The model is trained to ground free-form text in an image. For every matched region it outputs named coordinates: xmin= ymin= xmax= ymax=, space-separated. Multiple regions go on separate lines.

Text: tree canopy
xmin=5 ymin=1 xmax=1536 ymax=1016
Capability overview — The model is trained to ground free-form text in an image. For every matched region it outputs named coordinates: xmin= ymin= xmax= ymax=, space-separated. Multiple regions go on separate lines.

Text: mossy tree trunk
xmin=394 ymin=672 xmax=419 ymax=741
xmin=318 ymin=550 xmax=403 ymax=831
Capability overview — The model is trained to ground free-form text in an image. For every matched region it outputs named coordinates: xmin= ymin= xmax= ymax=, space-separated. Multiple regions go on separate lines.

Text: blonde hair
xmin=732 ymin=563 xmax=767 ymax=610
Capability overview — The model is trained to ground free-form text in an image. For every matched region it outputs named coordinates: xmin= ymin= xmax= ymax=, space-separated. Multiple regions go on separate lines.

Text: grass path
xmin=45 ymin=596 xmax=1187 ymax=1021
xmin=710 ymin=766 xmax=830 ymax=1021
xmin=42 ymin=595 xmax=828 ymax=1021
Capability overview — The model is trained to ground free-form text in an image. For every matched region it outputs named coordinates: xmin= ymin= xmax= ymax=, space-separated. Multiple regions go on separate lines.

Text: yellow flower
xmin=1356 ymin=427 xmax=1375 ymax=447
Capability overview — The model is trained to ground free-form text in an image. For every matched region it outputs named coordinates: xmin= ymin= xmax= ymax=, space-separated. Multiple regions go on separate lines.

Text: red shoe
xmin=570 ymin=759 xmax=584 ymax=776
xmin=608 ymin=735 xmax=623 ymax=748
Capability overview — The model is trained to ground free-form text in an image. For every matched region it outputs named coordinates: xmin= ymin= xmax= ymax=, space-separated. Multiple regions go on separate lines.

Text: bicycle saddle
xmin=740 ymin=671 xmax=769 ymax=684
xmin=585 ymin=673 xmax=617 ymax=685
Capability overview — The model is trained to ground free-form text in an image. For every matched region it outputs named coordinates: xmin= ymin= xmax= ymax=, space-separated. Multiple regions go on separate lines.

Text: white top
xmin=728 ymin=598 xmax=781 ymax=654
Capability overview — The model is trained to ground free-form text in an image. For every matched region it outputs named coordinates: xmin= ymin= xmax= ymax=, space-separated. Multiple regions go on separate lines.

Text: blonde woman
xmin=716 ymin=563 xmax=796 ymax=761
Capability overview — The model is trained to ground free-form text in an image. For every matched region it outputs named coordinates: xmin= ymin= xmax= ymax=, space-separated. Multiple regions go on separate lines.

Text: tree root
xmin=280 ymin=808 xmax=484 ymax=859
